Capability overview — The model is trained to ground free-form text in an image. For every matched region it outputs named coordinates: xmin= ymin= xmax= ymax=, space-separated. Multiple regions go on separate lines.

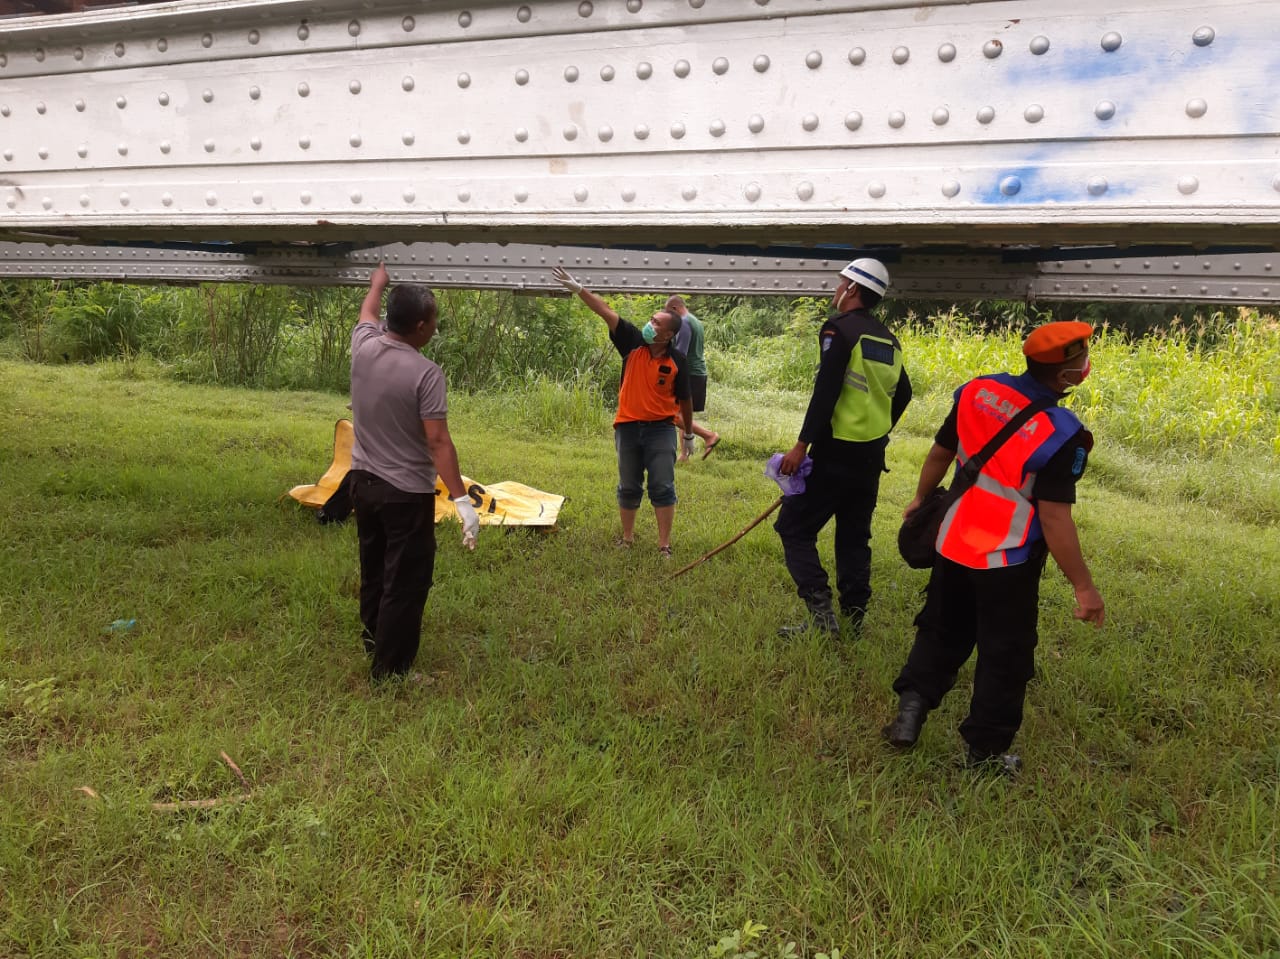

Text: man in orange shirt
xmin=553 ymin=267 xmax=694 ymax=557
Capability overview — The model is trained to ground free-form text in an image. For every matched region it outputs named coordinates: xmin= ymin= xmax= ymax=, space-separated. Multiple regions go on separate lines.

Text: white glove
xmin=453 ymin=496 xmax=479 ymax=550
xmin=551 ymin=266 xmax=583 ymax=293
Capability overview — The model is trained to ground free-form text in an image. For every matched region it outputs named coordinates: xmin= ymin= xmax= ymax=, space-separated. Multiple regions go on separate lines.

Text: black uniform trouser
xmin=773 ymin=450 xmax=884 ymax=614
xmin=893 ymin=552 xmax=1047 ymax=755
xmin=349 ymin=470 xmax=436 ymax=680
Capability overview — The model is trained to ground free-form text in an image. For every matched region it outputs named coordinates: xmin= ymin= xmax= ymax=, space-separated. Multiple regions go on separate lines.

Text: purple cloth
xmin=764 ymin=453 xmax=812 ymax=496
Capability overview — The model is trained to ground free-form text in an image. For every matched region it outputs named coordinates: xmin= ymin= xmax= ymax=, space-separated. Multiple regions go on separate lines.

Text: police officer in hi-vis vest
xmin=882 ymin=321 xmax=1106 ymax=774
xmin=775 ymin=258 xmax=912 ymax=638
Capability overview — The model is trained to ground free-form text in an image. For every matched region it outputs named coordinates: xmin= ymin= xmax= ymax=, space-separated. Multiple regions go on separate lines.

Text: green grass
xmin=1 ymin=336 xmax=1278 ymax=958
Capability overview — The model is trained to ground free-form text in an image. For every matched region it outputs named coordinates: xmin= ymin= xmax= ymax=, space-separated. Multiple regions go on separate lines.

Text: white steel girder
xmin=1 ymin=0 xmax=1278 ymax=253
xmin=3 ymin=240 xmax=1277 ymax=304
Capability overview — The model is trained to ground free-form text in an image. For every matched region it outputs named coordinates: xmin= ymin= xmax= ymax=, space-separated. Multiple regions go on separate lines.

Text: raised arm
xmin=359 ymin=263 xmax=390 ymax=326
xmin=552 ymin=266 xmax=619 ymax=333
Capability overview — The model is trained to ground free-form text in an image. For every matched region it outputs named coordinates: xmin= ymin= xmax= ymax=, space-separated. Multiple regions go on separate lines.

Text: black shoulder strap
xmin=952 ymin=395 xmax=1056 ymax=496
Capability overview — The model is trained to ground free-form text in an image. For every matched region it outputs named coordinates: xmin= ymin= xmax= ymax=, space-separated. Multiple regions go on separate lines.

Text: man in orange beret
xmin=881 ymin=321 xmax=1106 ymax=773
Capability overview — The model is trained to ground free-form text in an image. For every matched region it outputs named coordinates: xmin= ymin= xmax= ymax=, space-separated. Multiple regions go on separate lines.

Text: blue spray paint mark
xmin=977 ymin=166 xmax=1137 ymax=205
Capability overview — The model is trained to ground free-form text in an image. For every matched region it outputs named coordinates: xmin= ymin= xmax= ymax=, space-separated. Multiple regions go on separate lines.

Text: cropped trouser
xmin=349 ymin=469 xmax=437 ymax=680
xmin=893 ymin=552 xmax=1047 ymax=755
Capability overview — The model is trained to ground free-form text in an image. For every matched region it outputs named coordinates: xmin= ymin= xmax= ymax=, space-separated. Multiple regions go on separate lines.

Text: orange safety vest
xmin=937 ymin=374 xmax=1082 ymax=569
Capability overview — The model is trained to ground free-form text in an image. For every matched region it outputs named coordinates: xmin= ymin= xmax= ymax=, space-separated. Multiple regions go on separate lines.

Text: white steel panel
xmin=1 ymin=0 xmax=1278 ymax=250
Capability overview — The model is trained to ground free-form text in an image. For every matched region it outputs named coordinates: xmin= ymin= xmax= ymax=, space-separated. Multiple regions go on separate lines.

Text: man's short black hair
xmin=856 ymin=285 xmax=883 ymax=311
xmin=385 ymin=284 xmax=437 ymax=335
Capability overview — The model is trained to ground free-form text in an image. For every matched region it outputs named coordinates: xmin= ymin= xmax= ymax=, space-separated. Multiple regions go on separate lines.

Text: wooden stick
xmin=151 ymin=794 xmax=252 ymax=812
xmin=76 ymin=785 xmax=100 ymax=800
xmin=671 ymin=496 xmax=783 ymax=579
xmin=220 ymin=751 xmax=250 ymax=790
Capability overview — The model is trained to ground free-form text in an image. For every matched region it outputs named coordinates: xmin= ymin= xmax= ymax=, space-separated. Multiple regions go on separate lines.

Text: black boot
xmin=881 ymin=691 xmax=929 ymax=748
xmin=778 ymin=594 xmax=840 ymax=639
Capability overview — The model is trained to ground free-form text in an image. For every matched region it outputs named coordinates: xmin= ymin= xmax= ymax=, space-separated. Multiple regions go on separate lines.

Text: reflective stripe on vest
xmin=831 ymin=334 xmax=902 ymax=442
xmin=937 ymin=377 xmax=1073 ymax=569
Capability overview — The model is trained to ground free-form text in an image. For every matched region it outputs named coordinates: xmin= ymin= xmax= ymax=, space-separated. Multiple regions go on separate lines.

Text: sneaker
xmin=658 ymin=544 xmax=673 ymax=559
xmin=613 ymin=537 xmax=634 ymax=549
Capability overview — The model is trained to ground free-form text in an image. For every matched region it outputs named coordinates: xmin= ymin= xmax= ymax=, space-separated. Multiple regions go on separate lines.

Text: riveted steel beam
xmin=1 ymin=0 xmax=1278 ymax=253
xmin=3 ymin=240 xmax=1277 ymax=303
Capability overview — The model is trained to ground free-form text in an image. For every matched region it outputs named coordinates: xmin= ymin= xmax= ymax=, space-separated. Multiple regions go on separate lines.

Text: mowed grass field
xmin=1 ymin=316 xmax=1278 ymax=958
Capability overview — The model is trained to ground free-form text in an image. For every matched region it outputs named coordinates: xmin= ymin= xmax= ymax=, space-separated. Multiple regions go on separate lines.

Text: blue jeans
xmin=615 ymin=420 xmax=678 ymax=509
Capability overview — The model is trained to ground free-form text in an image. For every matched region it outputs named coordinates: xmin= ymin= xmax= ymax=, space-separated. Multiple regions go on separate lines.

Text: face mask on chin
xmin=641 ymin=321 xmax=658 ymax=344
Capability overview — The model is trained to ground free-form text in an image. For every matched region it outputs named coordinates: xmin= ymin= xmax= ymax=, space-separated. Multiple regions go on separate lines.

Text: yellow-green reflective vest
xmin=830 ymin=334 xmax=903 ymax=441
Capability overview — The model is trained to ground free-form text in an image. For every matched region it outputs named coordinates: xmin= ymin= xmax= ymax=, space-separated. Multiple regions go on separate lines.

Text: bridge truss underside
xmin=1 ymin=0 xmax=1278 ymax=261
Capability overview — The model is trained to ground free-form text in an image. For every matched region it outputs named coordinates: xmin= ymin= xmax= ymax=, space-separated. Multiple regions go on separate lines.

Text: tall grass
xmin=1 ymin=316 xmax=1277 ymax=957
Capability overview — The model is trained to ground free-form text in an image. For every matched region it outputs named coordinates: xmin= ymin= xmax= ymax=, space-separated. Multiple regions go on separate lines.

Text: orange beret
xmin=1023 ymin=321 xmax=1093 ymax=364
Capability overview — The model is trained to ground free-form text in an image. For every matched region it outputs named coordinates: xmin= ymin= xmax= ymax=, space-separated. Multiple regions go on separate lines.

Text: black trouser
xmin=349 ymin=470 xmax=436 ymax=680
xmin=893 ymin=552 xmax=1047 ymax=755
xmin=773 ymin=448 xmax=884 ymax=614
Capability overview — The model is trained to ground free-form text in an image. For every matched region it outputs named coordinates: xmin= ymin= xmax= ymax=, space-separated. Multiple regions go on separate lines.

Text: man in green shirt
xmin=665 ymin=296 xmax=720 ymax=461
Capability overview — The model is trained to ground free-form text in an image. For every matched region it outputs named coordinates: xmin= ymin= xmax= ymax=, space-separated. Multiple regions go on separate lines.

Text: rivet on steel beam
xmin=942 ymin=180 xmax=960 ymax=198
xmin=202 ymin=89 xmax=214 ymax=103
xmin=807 ymin=50 xmax=824 ymax=69
xmin=1192 ymin=26 xmax=1214 ymax=46
xmin=119 ymin=192 xmax=129 ymax=205
xmin=350 ymin=191 xmax=362 ymax=204
xmin=349 ymin=134 xmax=362 ymax=148
xmin=888 ymin=111 xmax=905 ymax=128
xmin=938 ymin=43 xmax=956 ymax=63
xmin=401 ymin=17 xmax=414 ymax=31
xmin=744 ymin=182 xmax=761 ymax=202
xmin=675 ymin=59 xmax=691 ymax=78
xmin=350 ymin=80 xmax=362 ymax=95
xmin=250 ymin=137 xmax=262 ymax=151
xmin=515 ymin=189 xmax=529 ymax=203
xmin=797 ymin=181 xmax=814 ymax=200
xmin=348 ymin=20 xmax=361 ymax=37
xmin=681 ymin=186 xmax=697 ymax=201
xmin=201 ymin=32 xmax=213 ymax=48
xmin=1186 ymin=98 xmax=1207 ymax=118
xmin=689 ymin=0 xmax=705 ymax=7
xmin=402 ymin=131 xmax=415 ymax=145
xmin=1101 ymin=32 xmax=1122 ymax=52
xmin=79 ymin=194 xmax=90 ymax=207
xmin=754 ymin=55 xmax=770 ymax=73
xmin=622 ymin=187 xmax=636 ymax=202
xmin=1000 ymin=175 xmax=1021 ymax=196
xmin=634 ymin=124 xmax=650 ymax=139
xmin=402 ymin=76 xmax=415 ymax=91
xmin=300 ymin=191 xmax=312 ymax=204
xmin=77 ymin=144 xmax=88 ymax=157
xmin=578 ymin=1 xmax=594 ymax=17
xmin=1273 ymin=174 xmax=1280 ymax=192
xmin=601 ymin=65 xmax=615 ymax=81
xmin=458 ymin=188 xmax=471 ymax=201
xmin=35 ymin=48 xmax=45 ymax=62
xmin=564 ymin=66 xmax=579 ymax=82
xmin=801 ymin=114 xmax=819 ymax=132
xmin=1095 ymin=100 xmax=1116 ymax=120
xmin=598 ymin=125 xmax=614 ymax=141
xmin=713 ymin=57 xmax=729 ymax=75
xmin=977 ymin=106 xmax=995 ymax=124
xmin=76 ymin=98 xmax=87 ymax=111
xmin=983 ymin=40 xmax=1002 ymax=59
xmin=159 ymin=141 xmax=170 ymax=154
xmin=41 ymin=196 xmax=53 ymax=209
xmin=845 ymin=111 xmax=863 ymax=131
xmin=1088 ymin=177 xmax=1108 ymax=196
xmin=892 ymin=47 xmax=909 ymax=65
xmin=74 ymin=47 xmax=84 ymax=60
xmin=117 ymin=143 xmax=129 ymax=155
xmin=868 ymin=181 xmax=887 ymax=198
xmin=637 ymin=62 xmax=653 ymax=79
xmin=565 ymin=125 xmax=580 ymax=140
xmin=458 ymin=73 xmax=471 ymax=88
xmin=709 ymin=119 xmax=725 ymax=136
xmin=204 ymin=139 xmax=216 ymax=152
xmin=670 ymin=122 xmax=686 ymax=139
xmin=297 ymin=82 xmax=310 ymax=97
xmin=248 ymin=29 xmax=260 ymax=44
xmin=515 ymin=128 xmax=529 ymax=142
xmin=457 ymin=130 xmax=471 ymax=144
xmin=115 ymin=43 xmax=125 ymax=57
xmin=517 ymin=5 xmax=531 ymax=22
xmin=205 ymin=191 xmax=217 ymax=206
xmin=253 ymin=192 xmax=264 ymax=205
xmin=1024 ymin=104 xmax=1044 ymax=123
xmin=848 ymin=47 xmax=866 ymax=66
xmin=627 ymin=0 xmax=642 ymax=12
xmin=1177 ymin=175 xmax=1199 ymax=195
xmin=403 ymin=189 xmax=415 ymax=204
xmin=299 ymin=136 xmax=311 ymax=149
xmin=574 ymin=187 xmax=589 ymax=202
xmin=4 ymin=195 xmax=14 ymax=207
xmin=115 ymin=96 xmax=126 ymax=109
xmin=297 ymin=25 xmax=309 ymax=41
xmin=1030 ymin=36 xmax=1050 ymax=55
xmin=748 ymin=114 xmax=765 ymax=133
xmin=250 ymin=86 xmax=261 ymax=100
xmin=515 ymin=69 xmax=529 ymax=85
xmin=932 ymin=108 xmax=949 ymax=125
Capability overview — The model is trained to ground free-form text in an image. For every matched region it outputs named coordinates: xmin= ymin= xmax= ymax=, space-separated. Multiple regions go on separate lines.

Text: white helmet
xmin=839 ymin=258 xmax=890 ymax=297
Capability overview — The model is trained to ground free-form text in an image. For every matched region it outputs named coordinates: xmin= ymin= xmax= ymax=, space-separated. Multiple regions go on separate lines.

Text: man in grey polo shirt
xmin=348 ymin=263 xmax=480 ymax=681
